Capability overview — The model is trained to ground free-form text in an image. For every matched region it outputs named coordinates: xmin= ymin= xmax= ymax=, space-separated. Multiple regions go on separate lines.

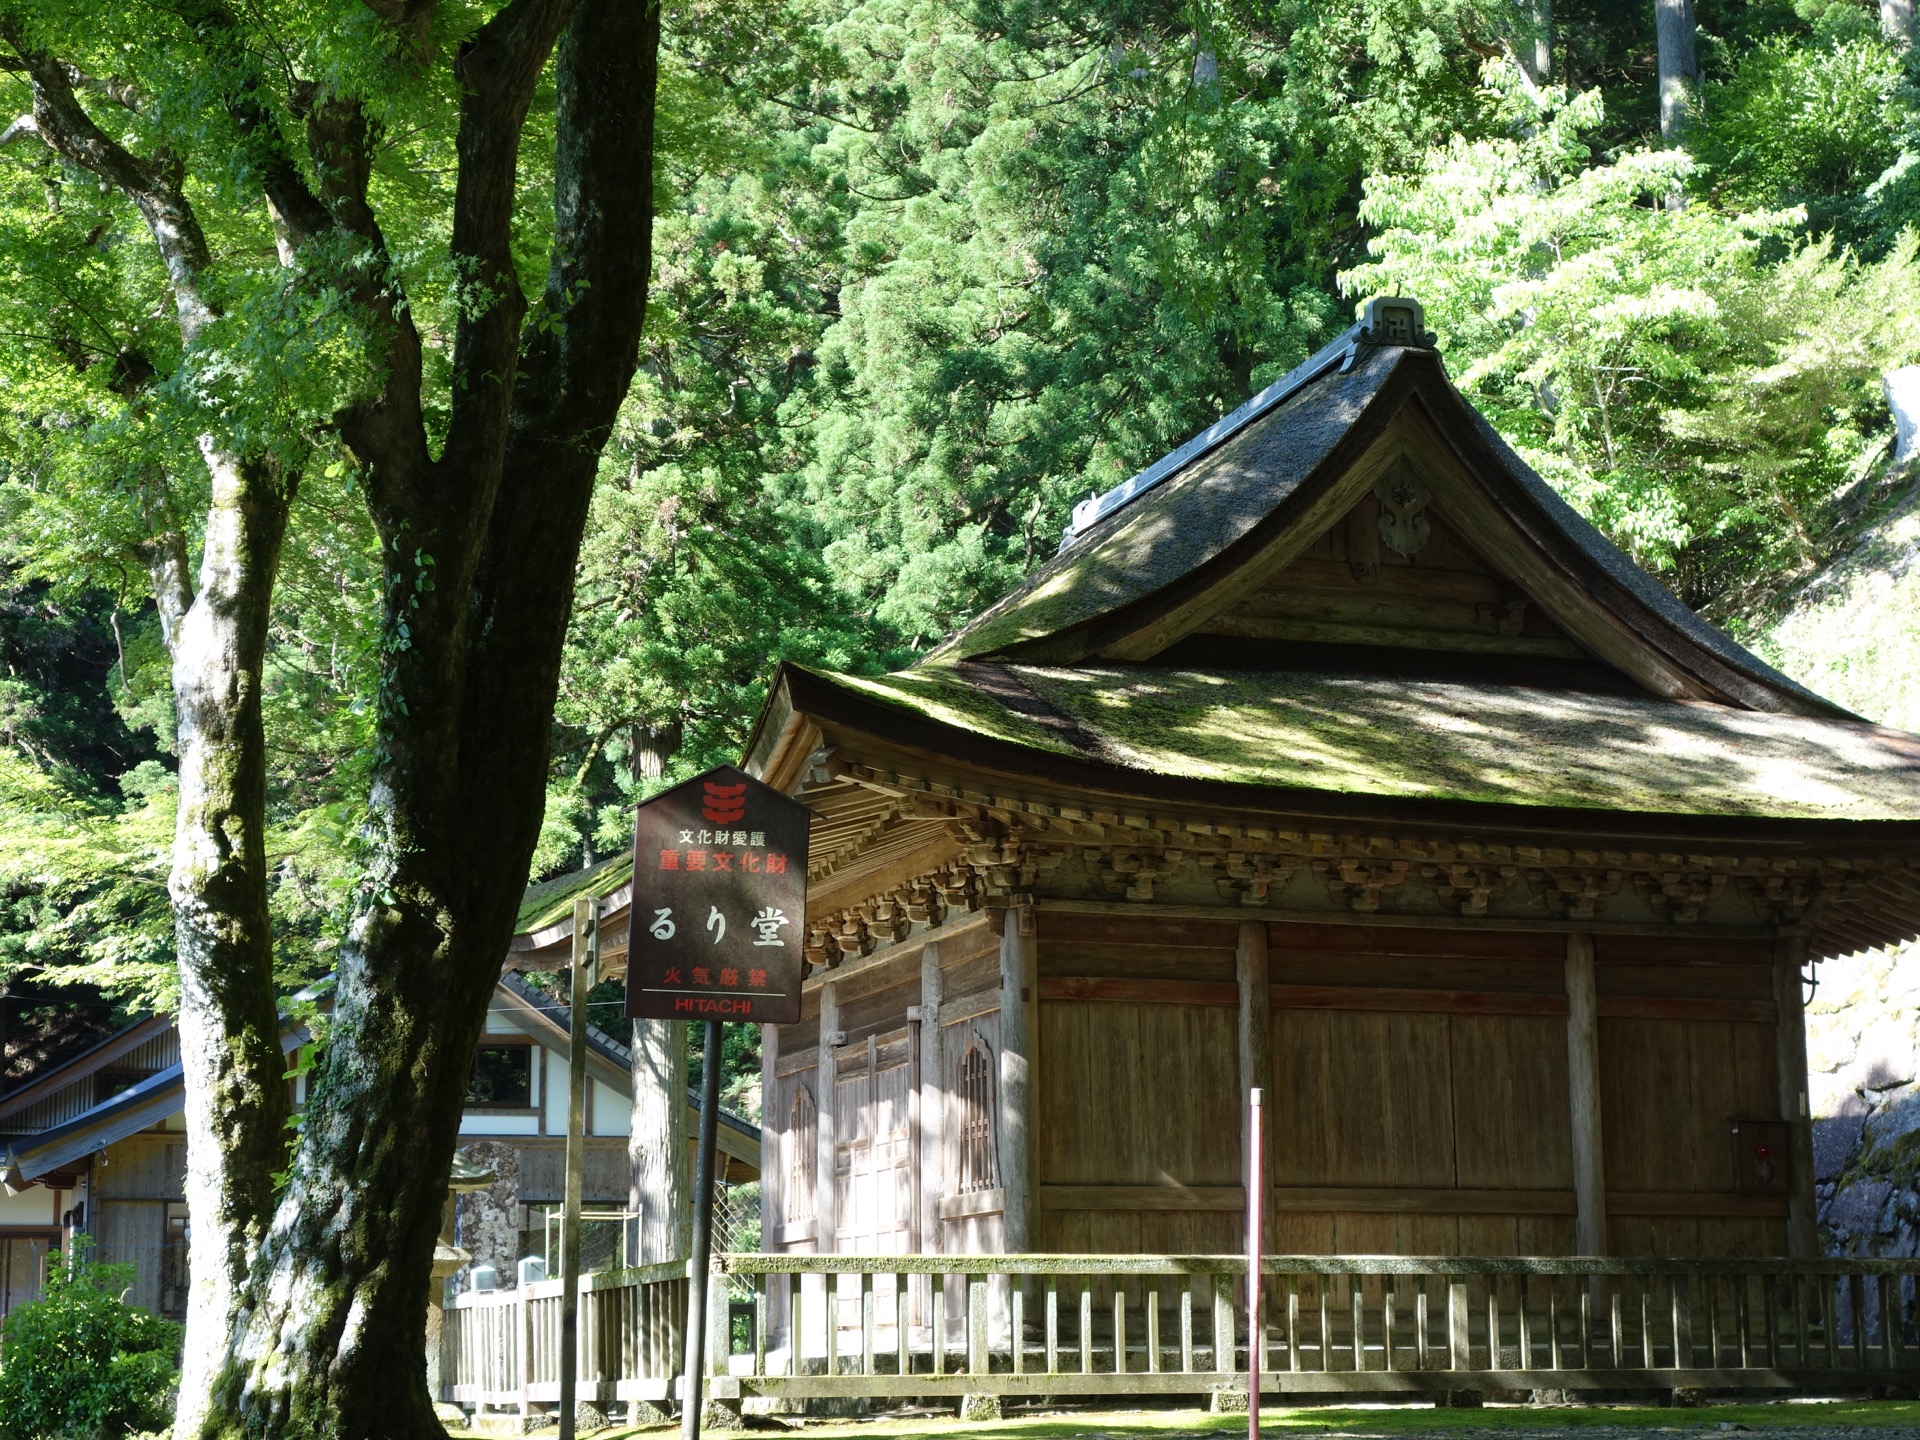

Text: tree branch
xmin=0 ymin=112 xmax=35 ymax=146
xmin=454 ymin=0 xmax=661 ymax=883
xmin=437 ymin=0 xmax=576 ymax=482
xmin=141 ymin=526 xmax=194 ymax=658
xmin=0 ymin=57 xmax=143 ymax=110
xmin=512 ymin=0 xmax=661 ymax=442
xmin=176 ymin=0 xmax=333 ymax=249
xmin=1 ymin=23 xmax=219 ymax=339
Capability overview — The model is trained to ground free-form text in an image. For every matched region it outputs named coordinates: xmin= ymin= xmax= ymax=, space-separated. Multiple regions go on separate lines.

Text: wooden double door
xmin=832 ymin=1026 xmax=916 ymax=1256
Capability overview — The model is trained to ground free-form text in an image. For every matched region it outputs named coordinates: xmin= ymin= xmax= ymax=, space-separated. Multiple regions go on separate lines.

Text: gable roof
xmin=931 ymin=307 xmax=1838 ymax=718
xmin=737 ymin=297 xmax=1920 ymax=962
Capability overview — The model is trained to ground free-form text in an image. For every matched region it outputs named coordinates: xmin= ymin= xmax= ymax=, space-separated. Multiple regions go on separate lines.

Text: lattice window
xmin=788 ymin=1086 xmax=817 ymax=1224
xmin=956 ymin=1042 xmax=997 ymax=1195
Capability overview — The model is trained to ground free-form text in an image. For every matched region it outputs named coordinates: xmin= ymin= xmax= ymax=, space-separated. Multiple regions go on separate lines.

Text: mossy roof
xmin=820 ymin=662 xmax=1920 ymax=821
xmin=516 ymin=852 xmax=632 ymax=934
xmin=928 ymin=346 xmax=1396 ymax=664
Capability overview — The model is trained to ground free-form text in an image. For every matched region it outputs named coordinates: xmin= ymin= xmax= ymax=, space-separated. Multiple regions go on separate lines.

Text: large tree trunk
xmin=8 ymin=3 xmax=659 ymax=1431
xmin=1655 ymin=0 xmax=1699 ymax=143
xmin=631 ymin=1019 xmax=691 ymax=1263
xmin=204 ymin=3 xmax=661 ymax=1433
xmin=166 ymin=456 xmax=295 ymax=1440
xmin=1520 ymin=0 xmax=1551 ymax=85
xmin=628 ymin=723 xmax=689 ymax=1262
xmin=0 ymin=39 xmax=302 ymax=1440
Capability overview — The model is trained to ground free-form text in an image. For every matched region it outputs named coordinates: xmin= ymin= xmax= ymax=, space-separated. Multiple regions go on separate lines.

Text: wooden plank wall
xmin=1036 ymin=915 xmax=1242 ymax=1254
xmin=1031 ymin=916 xmax=1789 ymax=1260
xmin=1266 ymin=924 xmax=1575 ymax=1256
xmin=1595 ymin=934 xmax=1786 ymax=1256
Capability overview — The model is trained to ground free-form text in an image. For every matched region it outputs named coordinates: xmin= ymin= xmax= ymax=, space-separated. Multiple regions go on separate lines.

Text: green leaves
xmin=1344 ymin=75 xmax=1920 ymax=600
xmin=0 ymin=1241 xmax=179 ymax=1440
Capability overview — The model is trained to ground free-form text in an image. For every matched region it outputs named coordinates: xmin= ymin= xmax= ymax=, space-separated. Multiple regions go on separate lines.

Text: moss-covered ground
xmin=457 ymin=1398 xmax=1920 ymax=1440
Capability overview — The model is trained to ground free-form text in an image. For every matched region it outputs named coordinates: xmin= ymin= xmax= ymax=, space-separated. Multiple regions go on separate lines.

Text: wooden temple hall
xmin=439 ymin=297 xmax=1920 ymax=1409
xmin=741 ymin=297 xmax=1920 ymax=1272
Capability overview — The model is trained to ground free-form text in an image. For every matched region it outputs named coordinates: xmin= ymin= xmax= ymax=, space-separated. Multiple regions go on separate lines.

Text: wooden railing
xmin=442 ymin=1260 xmax=686 ymax=1413
xmin=441 ymin=1254 xmax=1920 ymax=1415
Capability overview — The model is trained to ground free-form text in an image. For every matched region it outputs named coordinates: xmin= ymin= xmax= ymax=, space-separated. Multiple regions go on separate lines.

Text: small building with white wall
xmin=0 ymin=971 xmax=758 ymax=1321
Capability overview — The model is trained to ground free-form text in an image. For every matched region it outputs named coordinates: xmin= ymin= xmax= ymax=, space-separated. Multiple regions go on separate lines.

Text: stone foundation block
xmin=701 ymin=1398 xmax=744 ymax=1431
xmin=958 ymin=1393 xmax=1002 ymax=1421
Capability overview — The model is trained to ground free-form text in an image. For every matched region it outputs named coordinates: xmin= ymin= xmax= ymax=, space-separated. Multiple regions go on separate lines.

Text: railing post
xmin=518 ymin=1284 xmax=533 ymax=1422
xmin=708 ymin=1267 xmax=729 ymax=1378
xmin=968 ymin=1273 xmax=990 ymax=1374
xmin=1448 ymin=1278 xmax=1470 ymax=1372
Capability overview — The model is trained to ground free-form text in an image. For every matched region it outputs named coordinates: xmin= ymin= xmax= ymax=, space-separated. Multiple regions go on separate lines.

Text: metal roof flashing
xmin=1056 ymin=296 xmax=1436 ymax=554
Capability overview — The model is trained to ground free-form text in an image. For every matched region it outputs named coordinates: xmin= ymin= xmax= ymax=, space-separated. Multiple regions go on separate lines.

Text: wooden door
xmin=833 ymin=1029 xmax=915 ymax=1254
xmin=832 ymin=1030 xmax=917 ymax=1339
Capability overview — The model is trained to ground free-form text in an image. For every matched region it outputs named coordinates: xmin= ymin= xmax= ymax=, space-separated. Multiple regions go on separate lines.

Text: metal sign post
xmin=626 ymin=765 xmax=811 ymax=1439
xmin=558 ymin=897 xmax=598 ymax=1440
xmin=680 ymin=1020 xmax=724 ymax=1440
xmin=1247 ymin=1086 xmax=1264 ymax=1440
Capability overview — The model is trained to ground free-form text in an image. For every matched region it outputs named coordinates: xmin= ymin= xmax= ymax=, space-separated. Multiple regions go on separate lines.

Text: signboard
xmin=625 ymin=764 xmax=810 ymax=1024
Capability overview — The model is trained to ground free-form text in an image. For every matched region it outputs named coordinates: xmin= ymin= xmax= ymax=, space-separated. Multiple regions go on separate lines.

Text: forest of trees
xmin=0 ymin=0 xmax=1917 ymax=1426
xmin=13 ymin=0 xmax=1920 ymax=1034
xmin=9 ymin=0 xmax=1920 ymax=1028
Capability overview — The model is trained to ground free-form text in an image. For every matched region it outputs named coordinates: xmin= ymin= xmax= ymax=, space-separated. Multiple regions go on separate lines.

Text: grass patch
xmin=457 ymin=1397 xmax=1920 ymax=1440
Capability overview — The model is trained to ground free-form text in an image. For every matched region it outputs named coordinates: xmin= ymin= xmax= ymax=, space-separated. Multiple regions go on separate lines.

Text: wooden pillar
xmin=999 ymin=899 xmax=1036 ymax=1252
xmin=1236 ymin=921 xmax=1271 ymax=1197
xmin=760 ymin=1022 xmax=780 ymax=1242
xmin=917 ymin=941 xmax=945 ymax=1257
xmin=629 ymin=1016 xmax=689 ymax=1265
xmin=1775 ymin=932 xmax=1818 ymax=1258
xmin=1564 ymin=932 xmax=1608 ymax=1255
xmin=816 ymin=980 xmax=840 ymax=1253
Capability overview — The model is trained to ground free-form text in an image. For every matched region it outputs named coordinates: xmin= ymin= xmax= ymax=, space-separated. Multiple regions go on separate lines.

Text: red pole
xmin=1248 ymin=1086 xmax=1263 ymax=1439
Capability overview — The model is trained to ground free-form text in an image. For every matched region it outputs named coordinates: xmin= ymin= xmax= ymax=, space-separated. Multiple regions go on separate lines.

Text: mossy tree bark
xmin=210 ymin=3 xmax=662 ymax=1433
xmin=6 ymin=2 xmax=660 ymax=1435
xmin=0 ymin=36 xmax=298 ymax=1440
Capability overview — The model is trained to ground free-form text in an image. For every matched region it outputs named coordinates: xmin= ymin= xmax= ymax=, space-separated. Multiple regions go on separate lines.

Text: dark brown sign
xmin=625 ymin=764 xmax=810 ymax=1024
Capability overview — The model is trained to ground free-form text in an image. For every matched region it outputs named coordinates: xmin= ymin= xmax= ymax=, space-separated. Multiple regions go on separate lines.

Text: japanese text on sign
xmin=626 ymin=766 xmax=810 ymax=1024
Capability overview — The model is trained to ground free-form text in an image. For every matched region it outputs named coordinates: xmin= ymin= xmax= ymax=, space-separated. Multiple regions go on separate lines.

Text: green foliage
xmin=6 ymin=0 xmax=1920 ymax=1021
xmin=775 ymin=0 xmax=1492 ymax=645
xmin=0 ymin=1240 xmax=180 ymax=1440
xmin=1700 ymin=32 xmax=1912 ymax=239
xmin=1343 ymin=79 xmax=1920 ymax=601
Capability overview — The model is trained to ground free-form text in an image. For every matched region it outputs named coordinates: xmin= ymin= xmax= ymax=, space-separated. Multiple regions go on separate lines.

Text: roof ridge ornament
xmin=1056 ymin=295 xmax=1435 ymax=552
xmin=1356 ymin=295 xmax=1437 ymax=349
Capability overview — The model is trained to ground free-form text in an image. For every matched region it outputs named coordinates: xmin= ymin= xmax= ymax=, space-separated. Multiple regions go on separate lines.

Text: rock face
xmin=1806 ymin=942 xmax=1920 ymax=1256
